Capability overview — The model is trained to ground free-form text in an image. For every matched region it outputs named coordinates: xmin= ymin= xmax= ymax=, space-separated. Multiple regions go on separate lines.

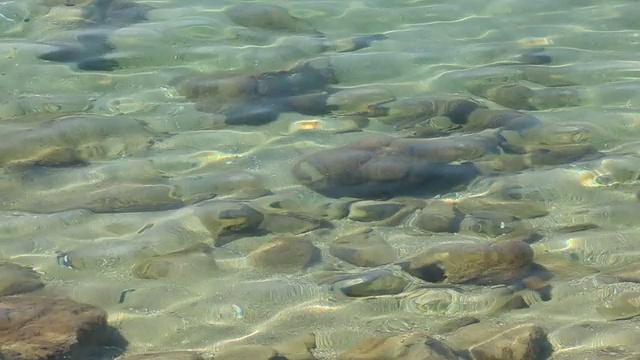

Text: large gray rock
xmin=292 ymin=136 xmax=486 ymax=199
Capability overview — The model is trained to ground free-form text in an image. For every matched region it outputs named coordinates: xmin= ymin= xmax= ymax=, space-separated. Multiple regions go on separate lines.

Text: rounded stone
xmin=248 ymin=236 xmax=321 ymax=271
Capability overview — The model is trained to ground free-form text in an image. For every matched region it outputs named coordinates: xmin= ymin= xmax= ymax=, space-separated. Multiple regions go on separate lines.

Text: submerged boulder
xmin=400 ymin=240 xmax=534 ymax=285
xmin=291 ymin=135 xmax=488 ymax=198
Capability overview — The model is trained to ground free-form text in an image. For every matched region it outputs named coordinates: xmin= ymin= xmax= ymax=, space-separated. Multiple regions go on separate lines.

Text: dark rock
xmin=178 ymin=60 xmax=338 ymax=125
xmin=374 ymin=97 xmax=485 ymax=128
xmin=37 ymin=0 xmax=153 ymax=71
xmin=248 ymin=236 xmax=321 ymax=271
xmin=465 ymin=109 xmax=540 ymax=132
xmin=0 ymin=263 xmax=44 ymax=296
xmin=470 ymin=83 xmax=536 ymax=110
xmin=337 ymin=332 xmax=459 ymax=360
xmin=329 ymin=228 xmax=396 ymax=267
xmin=401 ymin=240 xmax=534 ymax=285
xmin=0 ymin=295 xmax=125 ymax=360
xmin=291 ymin=136 xmax=484 ymax=199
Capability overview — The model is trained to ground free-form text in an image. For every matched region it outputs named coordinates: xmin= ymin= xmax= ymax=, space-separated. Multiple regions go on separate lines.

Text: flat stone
xmin=248 ymin=236 xmax=321 ymax=272
xmin=319 ymin=269 xmax=408 ymax=297
xmin=348 ymin=200 xmax=405 ymax=222
xmin=131 ymin=243 xmax=218 ymax=280
xmin=401 ymin=240 xmax=534 ymax=285
xmin=0 ymin=295 xmax=120 ymax=360
xmin=0 ymin=263 xmax=44 ymax=296
xmin=337 ymin=332 xmax=458 ymax=360
xmin=469 ymin=324 xmax=553 ymax=360
xmin=329 ymin=228 xmax=396 ymax=267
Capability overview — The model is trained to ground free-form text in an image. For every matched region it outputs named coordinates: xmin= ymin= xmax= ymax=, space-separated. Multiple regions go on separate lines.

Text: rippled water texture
xmin=3 ymin=0 xmax=640 ymax=359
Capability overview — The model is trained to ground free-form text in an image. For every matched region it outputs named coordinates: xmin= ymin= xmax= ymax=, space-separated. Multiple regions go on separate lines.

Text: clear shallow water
xmin=3 ymin=0 xmax=640 ymax=359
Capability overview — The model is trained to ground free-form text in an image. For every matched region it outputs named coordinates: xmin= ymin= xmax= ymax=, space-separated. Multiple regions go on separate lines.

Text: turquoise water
xmin=3 ymin=0 xmax=640 ymax=359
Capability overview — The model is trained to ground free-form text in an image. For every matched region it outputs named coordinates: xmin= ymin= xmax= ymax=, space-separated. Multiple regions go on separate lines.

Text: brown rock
xmin=0 ymin=295 xmax=119 ymax=360
xmin=0 ymin=263 xmax=44 ymax=296
xmin=248 ymin=236 xmax=321 ymax=271
xmin=402 ymin=240 xmax=534 ymax=285
xmin=468 ymin=324 xmax=553 ymax=360
xmin=338 ymin=332 xmax=458 ymax=360
xmin=414 ymin=201 xmax=463 ymax=233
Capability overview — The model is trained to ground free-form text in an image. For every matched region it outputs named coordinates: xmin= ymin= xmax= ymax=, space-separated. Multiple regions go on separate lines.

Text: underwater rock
xmin=371 ymin=97 xmax=485 ymax=137
xmin=434 ymin=316 xmax=480 ymax=334
xmin=37 ymin=0 xmax=153 ymax=71
xmin=348 ymin=200 xmax=405 ymax=222
xmin=195 ymin=200 xmax=264 ymax=247
xmin=121 ymin=352 xmax=204 ymax=360
xmin=458 ymin=211 xmax=539 ymax=242
xmin=465 ymin=108 xmax=541 ymax=132
xmin=169 ymin=170 xmax=264 ymax=203
xmin=414 ymin=201 xmax=464 ymax=233
xmin=456 ymin=197 xmax=549 ymax=220
xmin=0 ymin=295 xmax=123 ymax=360
xmin=248 ymin=236 xmax=321 ymax=272
xmin=337 ymin=332 xmax=459 ymax=360
xmin=178 ymin=59 xmax=339 ymax=125
xmin=468 ymin=324 xmax=553 ymax=360
xmin=131 ymin=243 xmax=218 ymax=280
xmin=291 ymin=136 xmax=486 ymax=199
xmin=224 ymin=3 xmax=322 ymax=36
xmin=0 ymin=115 xmax=155 ymax=168
xmin=272 ymin=333 xmax=318 ymax=360
xmin=596 ymin=291 xmax=640 ymax=321
xmin=318 ymin=269 xmax=408 ymax=297
xmin=401 ymin=240 xmax=534 ymax=285
xmin=215 ymin=345 xmax=279 ymax=360
xmin=330 ymin=228 xmax=396 ymax=267
xmin=0 ymin=263 xmax=44 ymax=296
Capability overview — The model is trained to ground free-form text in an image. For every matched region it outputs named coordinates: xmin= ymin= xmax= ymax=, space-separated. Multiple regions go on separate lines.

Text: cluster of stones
xmin=7 ymin=1 xmax=640 ymax=360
